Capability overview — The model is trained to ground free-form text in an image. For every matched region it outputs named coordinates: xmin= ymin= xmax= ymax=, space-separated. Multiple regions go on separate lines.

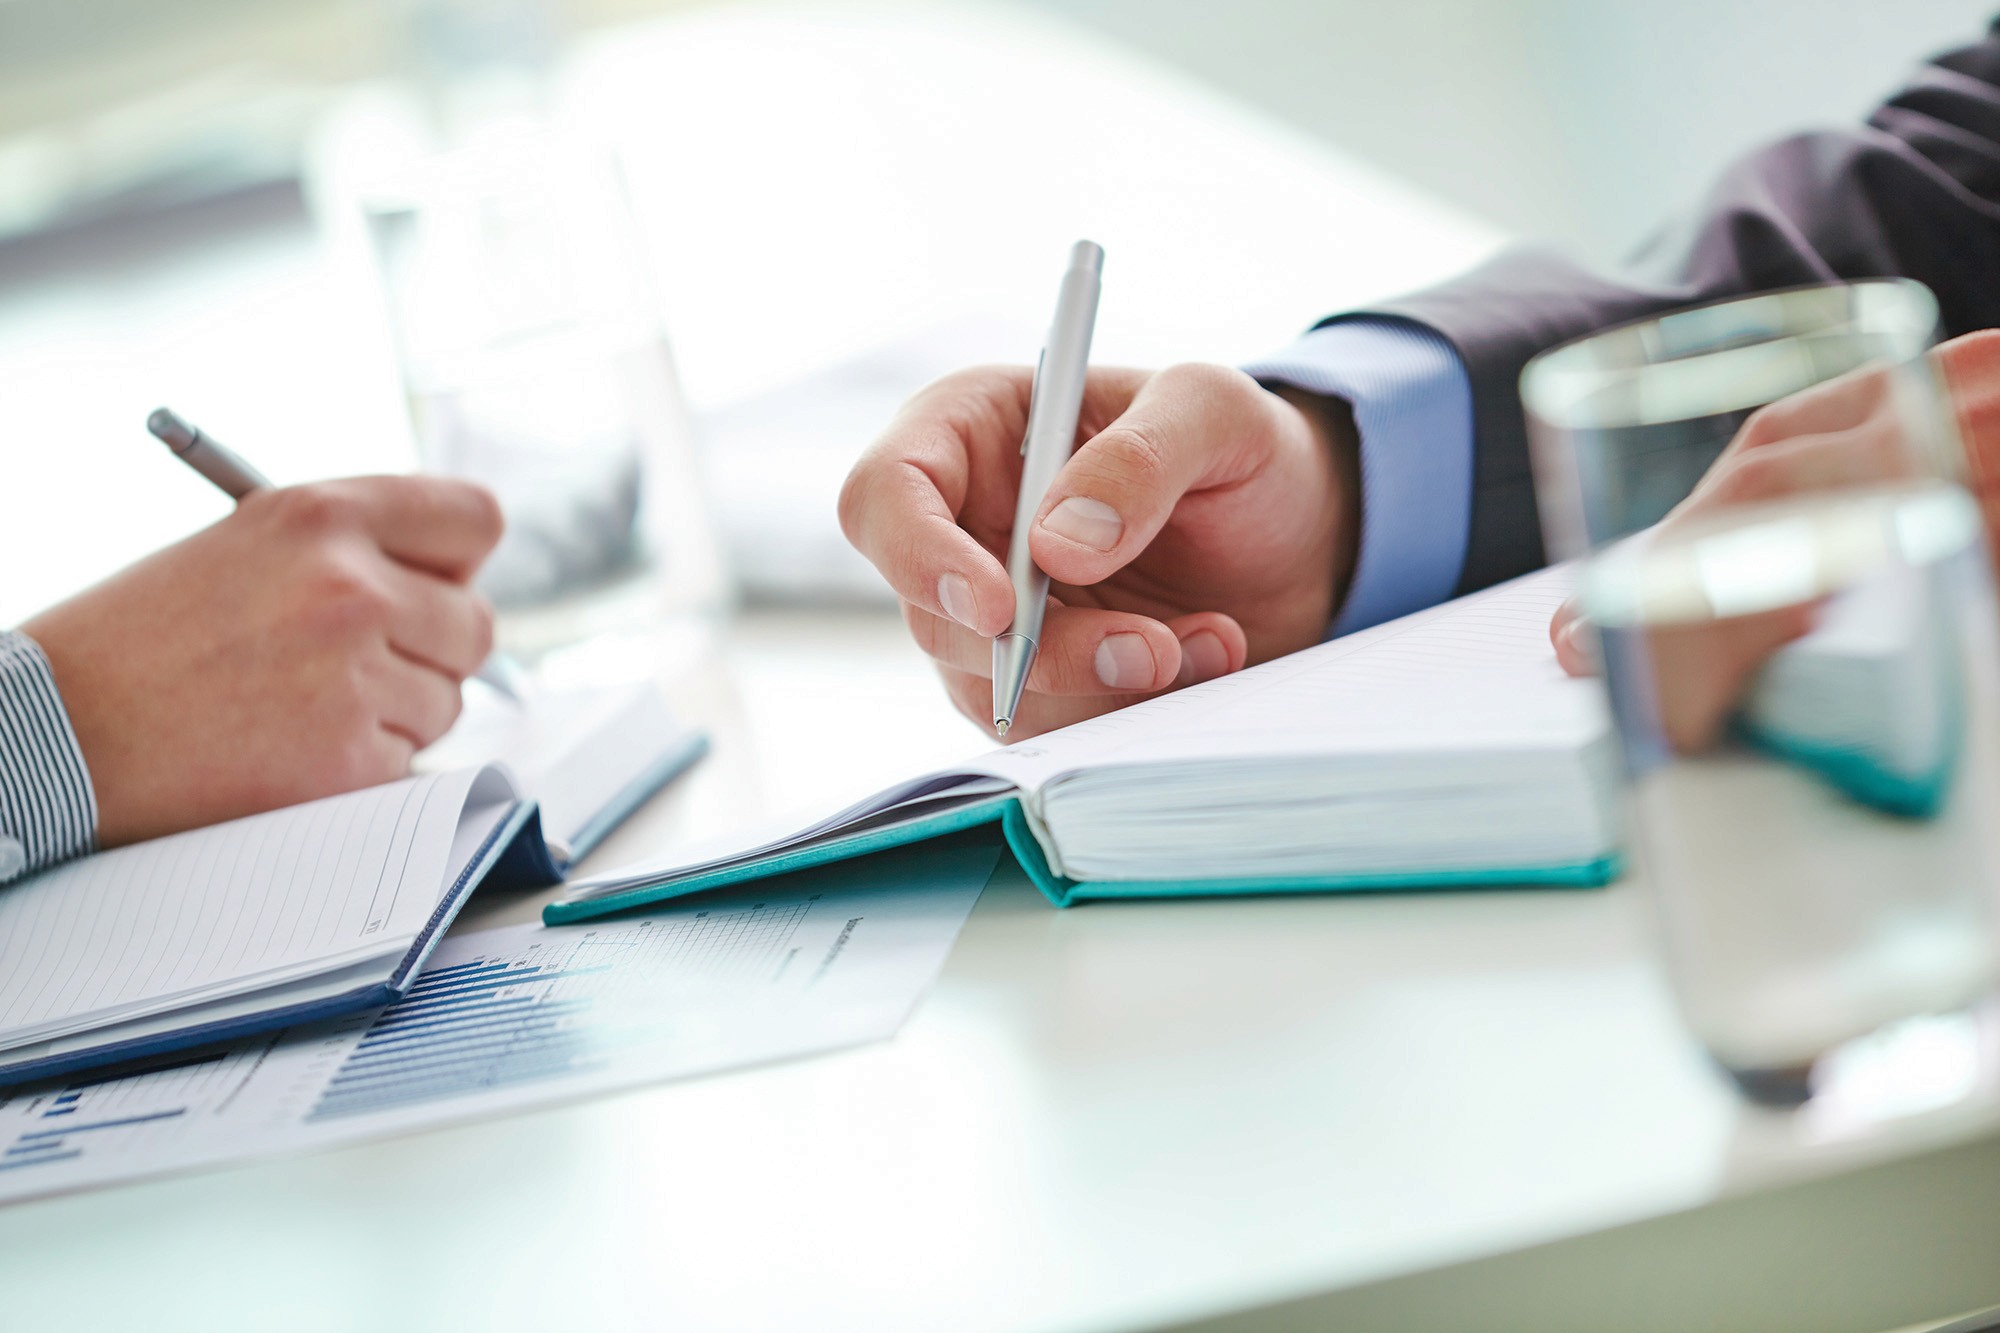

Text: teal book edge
xmin=541 ymin=794 xmax=1618 ymax=924
xmin=1736 ymin=714 xmax=1961 ymax=821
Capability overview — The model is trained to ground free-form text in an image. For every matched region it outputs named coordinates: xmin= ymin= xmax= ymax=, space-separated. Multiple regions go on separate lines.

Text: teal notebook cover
xmin=1737 ymin=716 xmax=1959 ymax=819
xmin=541 ymin=794 xmax=1618 ymax=924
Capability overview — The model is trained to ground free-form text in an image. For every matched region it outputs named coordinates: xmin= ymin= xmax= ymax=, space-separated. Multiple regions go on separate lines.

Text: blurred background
xmin=1 ymin=0 xmax=1991 ymax=648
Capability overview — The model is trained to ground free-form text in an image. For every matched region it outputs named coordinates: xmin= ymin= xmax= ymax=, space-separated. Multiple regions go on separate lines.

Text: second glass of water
xmin=1524 ymin=280 xmax=2000 ymax=1103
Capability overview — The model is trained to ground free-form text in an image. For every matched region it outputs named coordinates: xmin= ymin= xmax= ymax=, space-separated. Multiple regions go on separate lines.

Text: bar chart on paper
xmin=0 ymin=1049 xmax=268 ymax=1179
xmin=308 ymin=897 xmax=818 ymax=1122
xmin=0 ymin=838 xmax=996 ymax=1204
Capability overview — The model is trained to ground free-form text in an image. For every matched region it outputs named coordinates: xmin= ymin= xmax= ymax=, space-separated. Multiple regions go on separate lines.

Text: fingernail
xmin=938 ymin=572 xmax=978 ymax=630
xmin=1041 ymin=496 xmax=1124 ymax=552
xmin=1175 ymin=629 xmax=1229 ymax=686
xmin=1095 ymin=632 xmax=1155 ymax=690
xmin=1560 ymin=619 xmax=1601 ymax=672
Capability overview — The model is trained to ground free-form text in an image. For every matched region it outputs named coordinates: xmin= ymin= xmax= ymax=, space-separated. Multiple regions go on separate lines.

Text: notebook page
xmin=563 ymin=570 xmax=1589 ymax=900
xmin=418 ymin=682 xmax=698 ymax=855
xmin=970 ymin=567 xmax=1599 ymax=791
xmin=11 ymin=787 xmax=522 ymax=1065
xmin=0 ymin=769 xmax=481 ymax=1044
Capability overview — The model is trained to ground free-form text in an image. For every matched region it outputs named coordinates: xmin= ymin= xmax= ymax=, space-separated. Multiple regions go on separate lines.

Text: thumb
xmin=1029 ymin=364 xmax=1271 ymax=586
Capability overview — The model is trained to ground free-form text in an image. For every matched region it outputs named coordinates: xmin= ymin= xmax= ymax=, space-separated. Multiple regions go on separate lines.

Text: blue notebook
xmin=0 ymin=688 xmax=706 ymax=1088
xmin=550 ymin=571 xmax=1625 ymax=923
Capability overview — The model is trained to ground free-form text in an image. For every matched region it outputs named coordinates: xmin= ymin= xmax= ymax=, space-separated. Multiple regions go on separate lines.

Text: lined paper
xmin=0 ymin=769 xmax=479 ymax=1048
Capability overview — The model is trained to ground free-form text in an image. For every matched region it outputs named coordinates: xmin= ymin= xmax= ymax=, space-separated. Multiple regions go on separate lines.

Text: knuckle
xmin=335 ymin=658 xmax=377 ymax=714
xmin=1963 ymin=332 xmax=2000 ymax=386
xmin=1088 ymin=422 xmax=1171 ymax=490
xmin=467 ymin=596 xmax=497 ymax=661
xmin=838 ymin=455 xmax=922 ymax=553
xmin=305 ymin=551 xmax=393 ymax=635
xmin=323 ymin=690 xmax=386 ymax=785
xmin=427 ymin=684 xmax=465 ymax=740
xmin=457 ymin=482 xmax=506 ymax=548
xmin=932 ymin=364 xmax=1018 ymax=397
xmin=1160 ymin=361 xmax=1253 ymax=401
xmin=341 ymin=734 xmax=400 ymax=788
xmin=1943 ymin=329 xmax=2000 ymax=387
xmin=1716 ymin=451 xmax=1786 ymax=504
xmin=271 ymin=483 xmax=363 ymax=535
xmin=1736 ymin=403 xmax=1783 ymax=449
xmin=836 ymin=461 xmax=875 ymax=543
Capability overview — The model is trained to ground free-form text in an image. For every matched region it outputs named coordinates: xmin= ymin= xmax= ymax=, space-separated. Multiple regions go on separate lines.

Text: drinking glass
xmin=362 ymin=131 xmax=729 ymax=659
xmin=1523 ymin=280 xmax=2000 ymax=1104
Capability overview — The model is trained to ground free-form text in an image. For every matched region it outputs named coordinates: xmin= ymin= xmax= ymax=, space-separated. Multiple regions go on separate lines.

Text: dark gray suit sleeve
xmin=1359 ymin=18 xmax=2000 ymax=595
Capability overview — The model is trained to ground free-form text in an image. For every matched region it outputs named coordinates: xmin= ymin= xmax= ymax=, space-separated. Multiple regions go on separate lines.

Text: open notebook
xmin=0 ymin=684 xmax=704 ymax=1086
xmin=550 ymin=570 xmax=1627 ymax=920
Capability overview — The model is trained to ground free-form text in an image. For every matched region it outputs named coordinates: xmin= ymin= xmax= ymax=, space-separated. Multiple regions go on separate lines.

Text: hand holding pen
xmin=991 ymin=241 xmax=1105 ymax=736
xmin=148 ymin=409 xmax=531 ymax=702
xmin=839 ymin=242 xmax=1355 ymax=740
xmin=18 ymin=423 xmax=504 ymax=845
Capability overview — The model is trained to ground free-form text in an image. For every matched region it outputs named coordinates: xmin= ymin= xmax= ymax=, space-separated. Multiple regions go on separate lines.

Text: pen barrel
xmin=1006 ymin=243 xmax=1103 ymax=603
xmin=184 ymin=438 xmax=271 ymax=501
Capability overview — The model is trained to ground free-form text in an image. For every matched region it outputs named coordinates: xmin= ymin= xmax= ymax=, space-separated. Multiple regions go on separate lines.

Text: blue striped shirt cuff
xmin=0 ymin=631 xmax=97 ymax=883
xmin=1246 ymin=317 xmax=1475 ymax=636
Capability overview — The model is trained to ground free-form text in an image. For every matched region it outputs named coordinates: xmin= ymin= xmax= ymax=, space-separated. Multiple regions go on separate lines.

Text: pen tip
xmin=995 ymin=720 xmax=1010 ymax=738
xmin=147 ymin=407 xmax=195 ymax=452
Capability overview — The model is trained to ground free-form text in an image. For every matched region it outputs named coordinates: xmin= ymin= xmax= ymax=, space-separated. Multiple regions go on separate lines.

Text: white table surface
xmin=2 ymin=606 xmax=1996 ymax=1333
xmin=3 ymin=5 xmax=1998 ymax=1331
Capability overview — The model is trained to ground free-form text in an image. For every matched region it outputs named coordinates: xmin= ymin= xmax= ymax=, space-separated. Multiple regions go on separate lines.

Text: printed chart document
xmin=0 ymin=837 xmax=995 ymax=1205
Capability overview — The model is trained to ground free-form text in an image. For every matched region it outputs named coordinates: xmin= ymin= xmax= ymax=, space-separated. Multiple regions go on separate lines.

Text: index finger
xmin=348 ymin=475 xmax=505 ymax=582
xmin=840 ymin=365 xmax=1158 ymax=636
xmin=1730 ymin=364 xmax=1893 ymax=455
xmin=839 ymin=368 xmax=1034 ymax=638
xmin=839 ymin=426 xmax=1016 ymax=637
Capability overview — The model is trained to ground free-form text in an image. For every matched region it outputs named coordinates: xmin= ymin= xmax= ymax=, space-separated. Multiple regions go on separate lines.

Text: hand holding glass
xmin=1524 ymin=281 xmax=2000 ymax=1103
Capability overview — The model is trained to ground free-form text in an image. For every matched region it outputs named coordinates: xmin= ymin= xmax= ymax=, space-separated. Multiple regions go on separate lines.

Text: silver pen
xmin=992 ymin=240 xmax=1103 ymax=737
xmin=147 ymin=407 xmax=532 ymax=703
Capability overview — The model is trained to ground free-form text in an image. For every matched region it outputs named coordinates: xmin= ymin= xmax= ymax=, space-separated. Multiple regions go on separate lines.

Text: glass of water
xmin=1523 ymin=280 xmax=2000 ymax=1104
xmin=362 ymin=131 xmax=729 ymax=659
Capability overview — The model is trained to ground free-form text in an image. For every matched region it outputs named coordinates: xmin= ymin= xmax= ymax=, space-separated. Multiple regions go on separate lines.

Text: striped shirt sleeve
xmin=0 ymin=631 xmax=97 ymax=884
xmin=1245 ymin=316 xmax=1477 ymax=636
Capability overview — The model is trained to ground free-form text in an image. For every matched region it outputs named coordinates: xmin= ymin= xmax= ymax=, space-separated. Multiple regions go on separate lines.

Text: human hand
xmin=1547 ymin=330 xmax=2000 ymax=748
xmin=839 ymin=363 xmax=1358 ymax=738
xmin=21 ymin=476 xmax=503 ymax=846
